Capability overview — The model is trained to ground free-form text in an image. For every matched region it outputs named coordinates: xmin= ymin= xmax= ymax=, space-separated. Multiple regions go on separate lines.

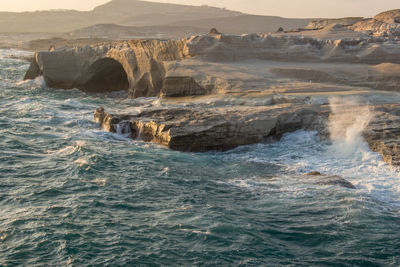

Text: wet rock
xmin=305 ymin=172 xmax=356 ymax=189
xmin=363 ymin=104 xmax=400 ymax=166
xmin=95 ymin=105 xmax=329 ymax=152
xmin=23 ymin=54 xmax=42 ymax=80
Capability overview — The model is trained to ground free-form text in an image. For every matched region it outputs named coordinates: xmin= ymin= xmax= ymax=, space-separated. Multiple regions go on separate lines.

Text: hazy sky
xmin=0 ymin=0 xmax=398 ymax=18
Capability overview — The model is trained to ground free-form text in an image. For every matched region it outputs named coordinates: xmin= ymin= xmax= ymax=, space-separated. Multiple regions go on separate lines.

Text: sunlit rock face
xmin=26 ymin=31 xmax=400 ymax=98
xmin=25 ymin=39 xmax=189 ymax=96
xmin=350 ymin=9 xmax=400 ymax=37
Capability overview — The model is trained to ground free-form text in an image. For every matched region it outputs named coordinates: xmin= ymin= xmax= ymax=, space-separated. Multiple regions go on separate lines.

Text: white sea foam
xmin=229 ymin=97 xmax=400 ymax=208
xmin=47 ymin=141 xmax=85 ymax=155
xmin=284 ymin=97 xmax=400 ymax=207
xmin=115 ymin=121 xmax=132 ymax=137
xmin=34 ymin=76 xmax=47 ymax=88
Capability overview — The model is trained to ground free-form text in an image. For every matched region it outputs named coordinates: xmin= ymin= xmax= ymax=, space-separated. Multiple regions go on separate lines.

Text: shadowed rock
xmin=78 ymin=58 xmax=129 ymax=93
xmin=24 ymin=55 xmax=41 ymax=80
xmin=161 ymin=76 xmax=212 ymax=97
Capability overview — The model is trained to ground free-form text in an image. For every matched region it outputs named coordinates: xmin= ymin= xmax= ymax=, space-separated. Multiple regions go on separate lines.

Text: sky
xmin=0 ymin=0 xmax=398 ymax=18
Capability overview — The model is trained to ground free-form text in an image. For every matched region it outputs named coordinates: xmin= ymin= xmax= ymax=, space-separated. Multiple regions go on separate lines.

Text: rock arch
xmin=78 ymin=57 xmax=129 ymax=93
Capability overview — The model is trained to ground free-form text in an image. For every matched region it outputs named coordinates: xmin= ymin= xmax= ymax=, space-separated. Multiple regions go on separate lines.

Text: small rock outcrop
xmin=350 ymin=9 xmax=400 ymax=37
xmin=24 ymin=54 xmax=42 ymax=80
xmin=209 ymin=28 xmax=221 ymax=35
xmin=304 ymin=172 xmax=356 ymax=189
xmin=363 ymin=104 xmax=400 ymax=166
xmin=304 ymin=17 xmax=364 ymax=30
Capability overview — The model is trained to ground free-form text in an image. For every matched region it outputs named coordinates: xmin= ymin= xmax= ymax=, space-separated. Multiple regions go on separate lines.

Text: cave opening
xmin=81 ymin=58 xmax=129 ymax=93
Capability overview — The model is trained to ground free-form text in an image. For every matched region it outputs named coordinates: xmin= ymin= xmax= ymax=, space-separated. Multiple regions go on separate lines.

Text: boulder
xmin=305 ymin=172 xmax=356 ymax=189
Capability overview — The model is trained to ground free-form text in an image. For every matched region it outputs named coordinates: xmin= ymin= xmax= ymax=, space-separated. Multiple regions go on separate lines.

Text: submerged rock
xmin=304 ymin=172 xmax=356 ymax=189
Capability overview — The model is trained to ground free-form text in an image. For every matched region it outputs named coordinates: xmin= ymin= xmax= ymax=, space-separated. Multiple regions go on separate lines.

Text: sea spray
xmin=116 ymin=120 xmax=132 ymax=137
xmin=328 ymin=97 xmax=374 ymax=157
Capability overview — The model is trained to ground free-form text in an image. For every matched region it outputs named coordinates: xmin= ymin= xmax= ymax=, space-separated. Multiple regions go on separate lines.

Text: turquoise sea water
xmin=1 ymin=49 xmax=400 ymax=266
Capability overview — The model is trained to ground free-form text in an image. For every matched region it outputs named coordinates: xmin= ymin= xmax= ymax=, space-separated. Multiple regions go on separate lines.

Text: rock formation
xmin=305 ymin=17 xmax=364 ymax=30
xmin=94 ymin=104 xmax=329 ymax=152
xmin=350 ymin=10 xmax=400 ymax=37
xmin=364 ymin=104 xmax=400 ymax=166
xmin=23 ymin=9 xmax=400 ymax=167
xmin=25 ymin=39 xmax=189 ymax=97
xmin=25 ymin=30 xmax=400 ymax=97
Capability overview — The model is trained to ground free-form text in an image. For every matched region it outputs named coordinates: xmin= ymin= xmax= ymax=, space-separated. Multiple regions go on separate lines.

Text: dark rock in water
xmin=304 ymin=172 xmax=356 ymax=189
xmin=24 ymin=55 xmax=42 ymax=80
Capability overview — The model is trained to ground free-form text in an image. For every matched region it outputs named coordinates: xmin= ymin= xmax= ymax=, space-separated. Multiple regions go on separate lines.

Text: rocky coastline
xmin=23 ymin=9 xmax=400 ymax=167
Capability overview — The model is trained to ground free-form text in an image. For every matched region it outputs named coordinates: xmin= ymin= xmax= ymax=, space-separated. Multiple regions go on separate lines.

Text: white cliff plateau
xmin=25 ymin=9 xmax=400 ymax=165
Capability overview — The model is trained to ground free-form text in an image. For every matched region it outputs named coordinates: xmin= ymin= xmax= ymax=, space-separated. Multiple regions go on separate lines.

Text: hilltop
xmin=0 ymin=0 xmax=310 ymax=35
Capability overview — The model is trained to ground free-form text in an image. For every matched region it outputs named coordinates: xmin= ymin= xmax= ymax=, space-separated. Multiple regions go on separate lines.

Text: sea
xmin=1 ymin=49 xmax=400 ymax=266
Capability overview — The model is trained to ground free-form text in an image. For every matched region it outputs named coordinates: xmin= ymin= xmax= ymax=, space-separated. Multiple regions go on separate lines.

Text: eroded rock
xmin=363 ymin=104 xmax=400 ymax=166
xmin=24 ymin=27 xmax=400 ymax=98
xmin=24 ymin=54 xmax=42 ymax=80
xmin=350 ymin=9 xmax=400 ymax=37
xmin=94 ymin=105 xmax=329 ymax=152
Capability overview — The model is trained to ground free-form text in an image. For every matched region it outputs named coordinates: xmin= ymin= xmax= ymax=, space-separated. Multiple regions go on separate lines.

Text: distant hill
xmin=93 ymin=0 xmax=240 ymax=19
xmin=0 ymin=0 xmax=311 ymax=35
xmin=0 ymin=0 xmax=240 ymax=33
